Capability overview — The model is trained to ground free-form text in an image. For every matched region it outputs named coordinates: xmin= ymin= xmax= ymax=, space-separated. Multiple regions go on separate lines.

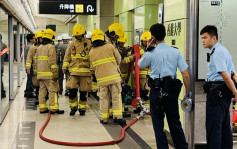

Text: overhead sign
xmin=39 ymin=0 xmax=96 ymax=15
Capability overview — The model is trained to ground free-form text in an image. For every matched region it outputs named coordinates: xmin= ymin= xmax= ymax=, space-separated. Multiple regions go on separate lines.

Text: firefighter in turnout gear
xmin=133 ymin=31 xmax=152 ymax=113
xmin=104 ymin=23 xmax=125 ymax=117
xmin=117 ymin=34 xmax=135 ymax=117
xmin=63 ymin=24 xmax=92 ymax=116
xmin=25 ymin=30 xmax=44 ymax=105
xmin=36 ymin=28 xmax=64 ymax=114
xmin=89 ymin=29 xmax=126 ymax=125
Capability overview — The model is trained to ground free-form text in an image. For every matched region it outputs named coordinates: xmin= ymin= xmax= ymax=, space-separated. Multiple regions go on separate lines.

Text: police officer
xmin=200 ymin=25 xmax=237 ymax=149
xmin=57 ymin=34 xmax=69 ymax=95
xmin=26 ymin=30 xmax=44 ymax=105
xmin=89 ymin=29 xmax=126 ymax=125
xmin=36 ymin=28 xmax=64 ymax=114
xmin=138 ymin=23 xmax=190 ymax=149
xmin=63 ymin=24 xmax=92 ymax=116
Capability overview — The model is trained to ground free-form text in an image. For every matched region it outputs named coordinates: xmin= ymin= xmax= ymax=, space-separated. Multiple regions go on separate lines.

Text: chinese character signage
xmin=39 ymin=0 xmax=96 ymax=15
xmin=166 ymin=22 xmax=182 ymax=36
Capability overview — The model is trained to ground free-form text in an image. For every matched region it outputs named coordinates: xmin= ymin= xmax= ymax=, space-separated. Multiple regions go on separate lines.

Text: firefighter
xmin=63 ymin=24 xmax=92 ymax=116
xmin=57 ymin=34 xmax=69 ymax=95
xmin=25 ymin=30 xmax=44 ymax=105
xmin=36 ymin=28 xmax=64 ymax=114
xmin=105 ymin=23 xmax=125 ymax=116
xmin=117 ymin=34 xmax=135 ymax=117
xmin=89 ymin=29 xmax=126 ymax=125
xmin=133 ymin=31 xmax=152 ymax=113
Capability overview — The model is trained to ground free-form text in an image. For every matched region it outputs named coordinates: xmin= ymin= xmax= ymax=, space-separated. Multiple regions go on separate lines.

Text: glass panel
xmin=0 ymin=7 xmax=9 ymax=123
xmin=13 ymin=19 xmax=18 ymax=95
xmin=19 ymin=25 xmax=24 ymax=85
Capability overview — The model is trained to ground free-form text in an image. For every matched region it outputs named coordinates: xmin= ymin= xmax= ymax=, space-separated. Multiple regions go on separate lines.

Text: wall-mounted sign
xmin=166 ymin=22 xmax=182 ymax=36
xmin=39 ymin=0 xmax=96 ymax=15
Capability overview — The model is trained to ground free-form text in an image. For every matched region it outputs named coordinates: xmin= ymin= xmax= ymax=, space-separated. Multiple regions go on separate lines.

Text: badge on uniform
xmin=72 ymin=46 xmax=76 ymax=55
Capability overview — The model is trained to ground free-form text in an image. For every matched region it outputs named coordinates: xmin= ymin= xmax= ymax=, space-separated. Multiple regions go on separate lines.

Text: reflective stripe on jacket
xmin=89 ymin=43 xmax=121 ymax=86
xmin=36 ymin=44 xmax=58 ymax=80
xmin=26 ymin=45 xmax=39 ymax=75
xmin=63 ymin=37 xmax=92 ymax=76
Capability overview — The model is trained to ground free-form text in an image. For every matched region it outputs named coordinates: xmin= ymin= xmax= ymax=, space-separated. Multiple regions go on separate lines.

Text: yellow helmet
xmin=35 ymin=30 xmax=43 ymax=39
xmin=73 ymin=24 xmax=85 ymax=36
xmin=108 ymin=23 xmax=124 ymax=38
xmin=117 ymin=34 xmax=128 ymax=43
xmin=42 ymin=28 xmax=55 ymax=40
xmin=91 ymin=29 xmax=104 ymax=42
xmin=141 ymin=31 xmax=151 ymax=41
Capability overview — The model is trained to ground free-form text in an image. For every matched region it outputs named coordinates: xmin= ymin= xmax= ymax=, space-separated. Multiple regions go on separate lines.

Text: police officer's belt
xmin=147 ymin=75 xmax=183 ymax=98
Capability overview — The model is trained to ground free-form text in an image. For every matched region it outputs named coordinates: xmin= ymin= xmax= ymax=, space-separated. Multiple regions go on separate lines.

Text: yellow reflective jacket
xmin=89 ymin=43 xmax=121 ymax=86
xmin=119 ymin=46 xmax=134 ymax=79
xmin=26 ymin=45 xmax=39 ymax=75
xmin=133 ymin=46 xmax=151 ymax=79
xmin=36 ymin=44 xmax=58 ymax=80
xmin=63 ymin=37 xmax=92 ymax=76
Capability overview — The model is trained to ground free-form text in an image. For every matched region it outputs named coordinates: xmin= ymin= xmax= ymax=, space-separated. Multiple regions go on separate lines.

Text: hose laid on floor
xmin=39 ymin=44 xmax=145 ymax=146
xmin=39 ymin=112 xmax=139 ymax=146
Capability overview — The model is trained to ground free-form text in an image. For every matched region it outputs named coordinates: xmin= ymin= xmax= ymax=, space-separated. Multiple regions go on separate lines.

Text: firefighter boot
xmin=113 ymin=118 xmax=126 ymax=125
xmin=79 ymin=109 xmax=86 ymax=116
xmin=70 ymin=108 xmax=77 ymax=116
xmin=50 ymin=110 xmax=65 ymax=114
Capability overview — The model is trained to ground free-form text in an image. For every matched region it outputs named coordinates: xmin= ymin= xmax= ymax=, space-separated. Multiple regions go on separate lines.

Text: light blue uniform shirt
xmin=138 ymin=43 xmax=188 ymax=79
xmin=206 ymin=43 xmax=235 ymax=81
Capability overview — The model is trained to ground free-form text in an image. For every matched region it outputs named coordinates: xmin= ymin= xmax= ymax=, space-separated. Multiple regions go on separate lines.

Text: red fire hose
xmin=39 ymin=45 xmax=144 ymax=146
xmin=39 ymin=112 xmax=139 ymax=146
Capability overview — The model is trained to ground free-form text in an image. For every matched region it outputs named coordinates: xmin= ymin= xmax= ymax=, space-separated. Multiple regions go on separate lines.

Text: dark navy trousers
xmin=206 ymin=94 xmax=233 ymax=149
xmin=150 ymin=88 xmax=188 ymax=149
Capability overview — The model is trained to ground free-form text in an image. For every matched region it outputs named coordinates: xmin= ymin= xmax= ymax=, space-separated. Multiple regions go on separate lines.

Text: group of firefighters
xmin=25 ymin=23 xmax=152 ymax=124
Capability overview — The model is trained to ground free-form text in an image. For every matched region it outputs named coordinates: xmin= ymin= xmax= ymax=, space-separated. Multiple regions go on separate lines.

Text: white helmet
xmin=61 ymin=33 xmax=69 ymax=40
xmin=85 ymin=31 xmax=92 ymax=39
xmin=57 ymin=36 xmax=62 ymax=41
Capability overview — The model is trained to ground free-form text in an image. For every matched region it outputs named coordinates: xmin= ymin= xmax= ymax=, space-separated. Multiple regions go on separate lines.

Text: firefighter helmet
xmin=141 ymin=31 xmax=151 ymax=41
xmin=35 ymin=30 xmax=44 ymax=39
xmin=108 ymin=23 xmax=124 ymax=38
xmin=73 ymin=24 xmax=86 ymax=36
xmin=91 ymin=29 xmax=104 ymax=42
xmin=43 ymin=28 xmax=55 ymax=40
xmin=118 ymin=34 xmax=128 ymax=43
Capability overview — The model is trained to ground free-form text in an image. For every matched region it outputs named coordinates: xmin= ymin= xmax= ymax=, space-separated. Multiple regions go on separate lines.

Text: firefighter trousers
xmin=98 ymin=83 xmax=123 ymax=122
xmin=66 ymin=75 xmax=91 ymax=111
xmin=39 ymin=80 xmax=59 ymax=112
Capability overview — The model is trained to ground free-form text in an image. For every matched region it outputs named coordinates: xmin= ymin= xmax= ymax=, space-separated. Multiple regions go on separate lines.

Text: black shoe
xmin=40 ymin=109 xmax=49 ymax=114
xmin=59 ymin=92 xmax=62 ymax=95
xmin=133 ymin=107 xmax=141 ymax=113
xmin=70 ymin=109 xmax=77 ymax=116
xmin=123 ymin=113 xmax=131 ymax=118
xmin=34 ymin=100 xmax=39 ymax=105
xmin=100 ymin=120 xmax=108 ymax=124
xmin=113 ymin=118 xmax=126 ymax=125
xmin=79 ymin=109 xmax=86 ymax=116
xmin=50 ymin=110 xmax=65 ymax=114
